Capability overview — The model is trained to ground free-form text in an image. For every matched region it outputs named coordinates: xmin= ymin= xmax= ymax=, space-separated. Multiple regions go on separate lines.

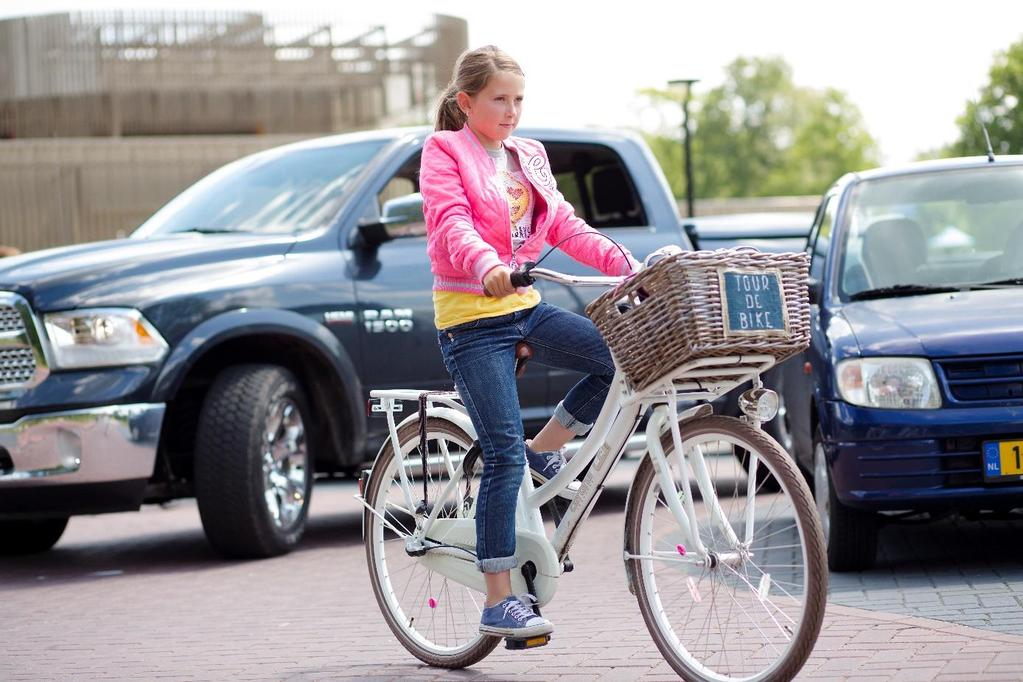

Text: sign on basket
xmin=718 ymin=268 xmax=790 ymax=337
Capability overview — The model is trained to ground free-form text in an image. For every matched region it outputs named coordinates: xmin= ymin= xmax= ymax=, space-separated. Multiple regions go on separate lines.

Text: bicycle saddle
xmin=515 ymin=341 xmax=532 ymax=377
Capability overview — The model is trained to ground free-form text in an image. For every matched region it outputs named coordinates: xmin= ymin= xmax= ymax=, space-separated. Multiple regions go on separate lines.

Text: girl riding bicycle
xmin=421 ymin=45 xmax=639 ymax=639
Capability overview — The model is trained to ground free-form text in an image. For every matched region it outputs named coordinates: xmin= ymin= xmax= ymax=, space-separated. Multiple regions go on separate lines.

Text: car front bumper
xmin=0 ymin=403 xmax=165 ymax=517
xmin=822 ymin=400 xmax=1023 ymax=511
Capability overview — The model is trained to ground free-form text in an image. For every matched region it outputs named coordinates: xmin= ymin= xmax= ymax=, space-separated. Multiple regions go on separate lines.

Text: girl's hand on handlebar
xmin=483 ymin=265 xmax=517 ymax=297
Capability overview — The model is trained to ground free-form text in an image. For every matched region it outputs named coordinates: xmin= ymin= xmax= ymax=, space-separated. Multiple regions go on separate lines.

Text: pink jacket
xmin=420 ymin=125 xmax=638 ymax=294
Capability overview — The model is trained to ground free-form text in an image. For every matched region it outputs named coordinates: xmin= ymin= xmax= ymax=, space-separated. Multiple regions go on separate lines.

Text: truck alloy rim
xmin=262 ymin=397 xmax=308 ymax=530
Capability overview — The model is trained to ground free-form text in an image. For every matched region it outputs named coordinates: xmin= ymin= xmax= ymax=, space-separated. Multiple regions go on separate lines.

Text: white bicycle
xmin=359 ymin=248 xmax=827 ymax=681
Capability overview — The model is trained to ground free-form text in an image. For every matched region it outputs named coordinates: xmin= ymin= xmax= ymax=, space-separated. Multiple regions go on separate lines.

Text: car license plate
xmin=718 ymin=268 xmax=789 ymax=337
xmin=982 ymin=439 xmax=1023 ymax=481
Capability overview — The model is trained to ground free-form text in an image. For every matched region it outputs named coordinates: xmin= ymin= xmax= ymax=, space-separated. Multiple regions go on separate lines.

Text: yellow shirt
xmin=433 ymin=288 xmax=541 ymax=330
xmin=433 ymin=143 xmax=541 ymax=330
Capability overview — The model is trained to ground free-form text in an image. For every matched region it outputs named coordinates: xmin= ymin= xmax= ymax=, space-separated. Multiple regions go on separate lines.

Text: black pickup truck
xmin=0 ymin=126 xmax=697 ymax=558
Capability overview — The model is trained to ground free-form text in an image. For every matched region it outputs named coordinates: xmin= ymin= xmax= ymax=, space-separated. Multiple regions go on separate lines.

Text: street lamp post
xmin=668 ymin=78 xmax=699 ymax=218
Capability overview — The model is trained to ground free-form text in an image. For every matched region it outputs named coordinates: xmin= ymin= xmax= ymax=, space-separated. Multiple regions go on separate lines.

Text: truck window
xmin=368 ymin=140 xmax=648 ymax=233
xmin=379 ymin=176 xmax=416 ymax=206
xmin=545 ymin=142 xmax=648 ymax=229
xmin=135 ymin=140 xmax=387 ymax=237
xmin=372 ymin=154 xmax=426 ymax=238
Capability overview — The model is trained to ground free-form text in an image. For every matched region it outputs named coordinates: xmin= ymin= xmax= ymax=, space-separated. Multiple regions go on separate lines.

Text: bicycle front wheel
xmin=625 ymin=415 xmax=826 ymax=682
xmin=364 ymin=416 xmax=500 ymax=668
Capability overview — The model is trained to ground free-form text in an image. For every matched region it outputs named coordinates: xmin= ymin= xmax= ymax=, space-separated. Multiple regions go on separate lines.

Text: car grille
xmin=0 ymin=304 xmax=25 ymax=333
xmin=0 ymin=348 xmax=38 ymax=385
xmin=935 ymin=355 xmax=1023 ymax=403
xmin=941 ymin=437 xmax=986 ymax=487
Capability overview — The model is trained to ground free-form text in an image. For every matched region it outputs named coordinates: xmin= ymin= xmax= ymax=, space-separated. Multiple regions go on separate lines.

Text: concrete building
xmin=0 ymin=11 xmax=466 ymax=252
xmin=0 ymin=11 xmax=467 ymax=138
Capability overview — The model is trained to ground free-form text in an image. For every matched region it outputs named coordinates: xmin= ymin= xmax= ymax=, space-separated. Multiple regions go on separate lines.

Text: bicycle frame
xmin=363 ymin=347 xmax=778 ymax=607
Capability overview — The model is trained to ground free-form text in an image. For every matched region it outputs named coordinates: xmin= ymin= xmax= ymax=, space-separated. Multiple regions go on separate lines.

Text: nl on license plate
xmin=718 ymin=268 xmax=790 ymax=337
xmin=982 ymin=439 xmax=1023 ymax=481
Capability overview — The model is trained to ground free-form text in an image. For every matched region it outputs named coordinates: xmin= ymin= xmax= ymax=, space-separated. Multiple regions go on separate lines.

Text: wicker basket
xmin=585 ymin=249 xmax=811 ymax=392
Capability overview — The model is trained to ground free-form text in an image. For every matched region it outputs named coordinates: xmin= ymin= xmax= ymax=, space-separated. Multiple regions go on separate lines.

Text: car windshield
xmin=131 ymin=140 xmax=387 ymax=238
xmin=838 ymin=165 xmax=1023 ymax=300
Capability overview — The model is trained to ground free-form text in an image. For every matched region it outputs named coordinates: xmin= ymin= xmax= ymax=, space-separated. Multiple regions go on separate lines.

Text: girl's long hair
xmin=434 ymin=45 xmax=524 ymax=132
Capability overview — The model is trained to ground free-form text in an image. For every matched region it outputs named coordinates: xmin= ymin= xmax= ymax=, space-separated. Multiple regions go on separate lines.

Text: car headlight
xmin=43 ymin=309 xmax=169 ymax=369
xmin=836 ymin=357 xmax=941 ymax=409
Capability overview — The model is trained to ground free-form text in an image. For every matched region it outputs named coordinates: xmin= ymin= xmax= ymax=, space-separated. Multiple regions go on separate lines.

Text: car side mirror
xmin=808 ymin=277 xmax=822 ymax=305
xmin=351 ymin=193 xmax=426 ymax=250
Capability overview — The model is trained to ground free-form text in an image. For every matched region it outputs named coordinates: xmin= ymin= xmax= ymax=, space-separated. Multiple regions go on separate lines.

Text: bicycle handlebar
xmin=507 ymin=243 xmax=684 ymax=291
xmin=509 ymin=268 xmax=535 ymax=288
xmin=510 ymin=262 xmax=627 ymax=289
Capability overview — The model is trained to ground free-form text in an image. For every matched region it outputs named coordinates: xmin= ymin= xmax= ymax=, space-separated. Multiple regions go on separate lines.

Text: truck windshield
xmin=838 ymin=165 xmax=1023 ymax=300
xmin=132 ymin=140 xmax=387 ymax=238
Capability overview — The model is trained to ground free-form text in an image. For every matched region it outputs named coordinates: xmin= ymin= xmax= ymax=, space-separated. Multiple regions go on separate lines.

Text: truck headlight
xmin=43 ymin=309 xmax=169 ymax=369
xmin=836 ymin=357 xmax=941 ymax=409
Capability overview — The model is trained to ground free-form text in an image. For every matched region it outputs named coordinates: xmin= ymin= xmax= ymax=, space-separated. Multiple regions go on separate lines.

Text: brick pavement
xmin=828 ymin=516 xmax=1023 ymax=637
xmin=3 ymin=463 xmax=1023 ymax=681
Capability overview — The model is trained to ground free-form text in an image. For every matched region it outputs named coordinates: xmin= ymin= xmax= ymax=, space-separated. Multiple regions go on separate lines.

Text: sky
xmin=5 ymin=0 xmax=1022 ymax=165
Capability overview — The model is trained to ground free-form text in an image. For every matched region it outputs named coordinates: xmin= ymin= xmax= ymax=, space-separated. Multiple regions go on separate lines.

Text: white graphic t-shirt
xmin=488 ymin=145 xmax=535 ymax=256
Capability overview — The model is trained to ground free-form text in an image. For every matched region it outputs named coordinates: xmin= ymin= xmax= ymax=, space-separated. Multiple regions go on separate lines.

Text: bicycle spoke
xmin=719 ymin=561 xmax=798 ymax=629
xmin=366 ymin=419 xmax=495 ymax=664
xmin=629 ymin=416 xmax=825 ymax=681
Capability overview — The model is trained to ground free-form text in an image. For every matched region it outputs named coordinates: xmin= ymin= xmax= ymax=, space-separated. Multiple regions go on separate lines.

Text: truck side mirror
xmin=351 ymin=193 xmax=426 ymax=249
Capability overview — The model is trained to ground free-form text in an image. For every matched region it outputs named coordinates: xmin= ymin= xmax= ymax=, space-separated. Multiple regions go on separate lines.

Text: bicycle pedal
xmin=504 ymin=634 xmax=551 ymax=650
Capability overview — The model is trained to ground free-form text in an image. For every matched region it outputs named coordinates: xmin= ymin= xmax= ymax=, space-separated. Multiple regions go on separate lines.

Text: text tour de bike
xmin=357 ymin=245 xmax=827 ymax=682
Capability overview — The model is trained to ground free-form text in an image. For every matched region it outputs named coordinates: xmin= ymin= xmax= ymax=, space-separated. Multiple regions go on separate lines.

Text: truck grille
xmin=0 ymin=348 xmax=37 ymax=385
xmin=935 ymin=355 xmax=1023 ymax=403
xmin=0 ymin=293 xmax=46 ymax=391
xmin=0 ymin=305 xmax=25 ymax=333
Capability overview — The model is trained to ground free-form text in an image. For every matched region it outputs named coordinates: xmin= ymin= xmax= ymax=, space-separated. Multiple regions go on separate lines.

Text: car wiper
xmin=965 ymin=277 xmax=1023 ymax=287
xmin=171 ymin=227 xmax=246 ymax=235
xmin=848 ymin=284 xmax=961 ymax=301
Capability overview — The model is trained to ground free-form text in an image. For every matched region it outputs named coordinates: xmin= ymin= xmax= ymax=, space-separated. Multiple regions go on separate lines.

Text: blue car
xmin=781 ymin=156 xmax=1023 ymax=571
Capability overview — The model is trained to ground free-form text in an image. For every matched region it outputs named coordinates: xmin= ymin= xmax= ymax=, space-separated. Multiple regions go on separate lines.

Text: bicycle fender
xmin=393 ymin=406 xmax=475 ymax=442
xmin=364 ymin=406 xmax=477 ymax=489
xmin=622 ymin=453 xmax=646 ymax=597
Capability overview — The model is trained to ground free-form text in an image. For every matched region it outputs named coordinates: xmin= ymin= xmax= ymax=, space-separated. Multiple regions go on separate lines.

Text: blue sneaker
xmin=525 ymin=444 xmax=565 ymax=483
xmin=479 ymin=596 xmax=553 ymax=638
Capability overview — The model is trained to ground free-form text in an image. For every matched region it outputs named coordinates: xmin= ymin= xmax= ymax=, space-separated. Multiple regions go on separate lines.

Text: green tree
xmin=691 ymin=57 xmax=799 ymax=198
xmin=640 ymin=56 xmax=879 ymax=199
xmin=948 ymin=38 xmax=1023 ymax=157
xmin=768 ymin=87 xmax=879 ymax=195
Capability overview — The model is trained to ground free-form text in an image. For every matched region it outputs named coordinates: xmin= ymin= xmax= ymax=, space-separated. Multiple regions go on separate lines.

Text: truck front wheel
xmin=195 ymin=364 xmax=313 ymax=559
xmin=0 ymin=517 xmax=69 ymax=555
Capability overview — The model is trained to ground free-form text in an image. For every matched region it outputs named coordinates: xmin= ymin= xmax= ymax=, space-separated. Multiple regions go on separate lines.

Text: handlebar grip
xmin=509 ymin=269 xmax=535 ymax=288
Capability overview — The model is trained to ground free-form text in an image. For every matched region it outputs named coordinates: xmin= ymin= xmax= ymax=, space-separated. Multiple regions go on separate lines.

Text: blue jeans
xmin=437 ymin=302 xmax=615 ymax=572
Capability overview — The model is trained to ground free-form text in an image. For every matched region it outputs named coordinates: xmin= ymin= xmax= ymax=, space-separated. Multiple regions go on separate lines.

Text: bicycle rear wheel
xmin=625 ymin=415 xmax=826 ymax=682
xmin=364 ymin=417 xmax=499 ymax=668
